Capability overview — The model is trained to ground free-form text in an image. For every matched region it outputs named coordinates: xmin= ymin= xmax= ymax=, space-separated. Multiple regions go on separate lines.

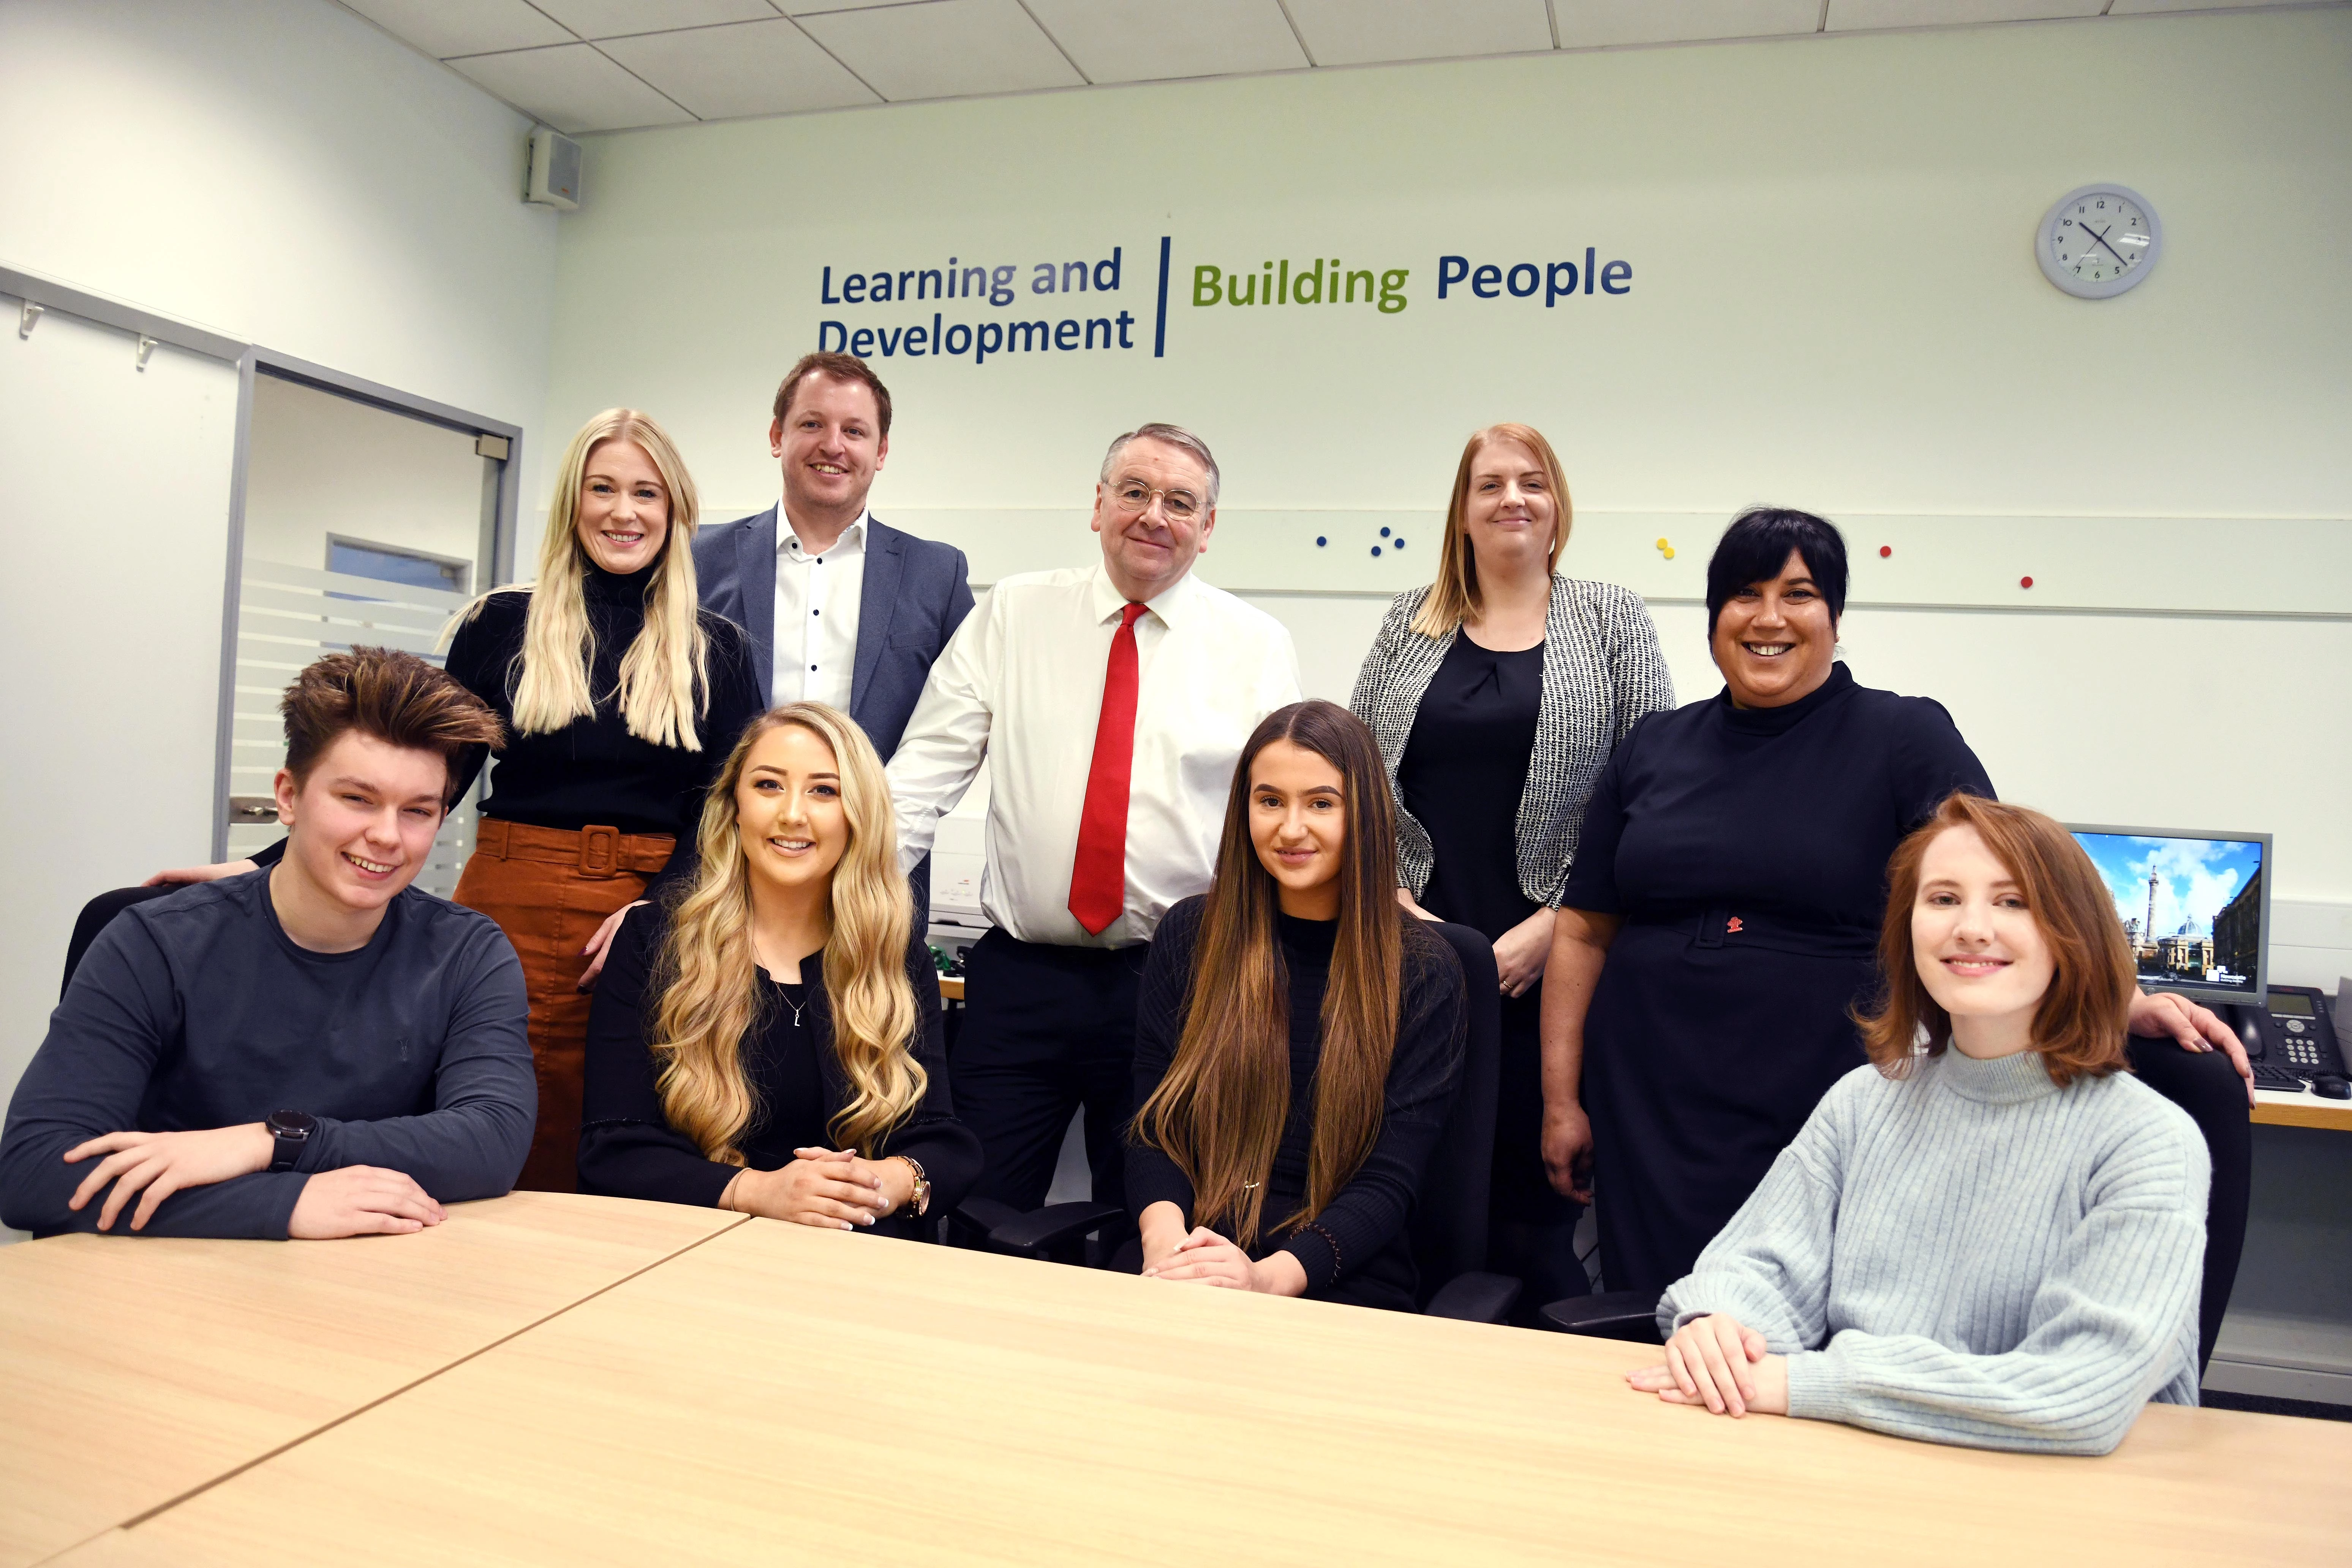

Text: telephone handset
xmin=2224 ymin=985 xmax=2348 ymax=1096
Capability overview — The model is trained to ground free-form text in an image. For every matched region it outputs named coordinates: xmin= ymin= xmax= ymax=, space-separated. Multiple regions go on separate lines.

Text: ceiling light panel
xmin=599 ymin=19 xmax=881 ymax=117
xmin=797 ymin=0 xmax=1085 ymax=101
xmin=1023 ymin=0 xmax=1310 ymax=84
xmin=529 ymin=1 xmax=783 ymax=41
xmin=338 ymin=0 xmax=570 ymax=58
xmin=1826 ymin=0 xmax=2104 ymax=29
xmin=1282 ymin=0 xmax=1555 ymax=68
xmin=1552 ymin=0 xmax=1822 ymax=50
xmin=449 ymin=43 xmax=697 ymax=132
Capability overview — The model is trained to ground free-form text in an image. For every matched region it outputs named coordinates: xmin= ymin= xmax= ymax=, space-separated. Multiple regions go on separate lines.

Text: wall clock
xmin=2037 ymin=184 xmax=2163 ymax=299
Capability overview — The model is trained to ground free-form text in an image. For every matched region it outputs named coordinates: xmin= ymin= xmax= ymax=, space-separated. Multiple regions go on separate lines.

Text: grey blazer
xmin=693 ymin=508 xmax=974 ymax=760
xmin=1349 ymin=577 xmax=1675 ymax=907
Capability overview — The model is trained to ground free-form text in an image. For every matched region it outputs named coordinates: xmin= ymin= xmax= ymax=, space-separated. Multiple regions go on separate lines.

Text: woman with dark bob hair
xmin=1542 ymin=507 xmax=2242 ymax=1300
xmin=1628 ymin=794 xmax=2208 ymax=1456
xmin=1126 ymin=700 xmax=1466 ymax=1310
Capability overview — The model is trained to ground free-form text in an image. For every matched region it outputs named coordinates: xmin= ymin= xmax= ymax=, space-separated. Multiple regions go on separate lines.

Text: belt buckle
xmin=581 ymin=826 xmax=618 ymax=877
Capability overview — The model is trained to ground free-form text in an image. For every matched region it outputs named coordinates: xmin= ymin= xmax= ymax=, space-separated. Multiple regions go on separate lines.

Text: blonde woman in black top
xmin=1349 ymin=424 xmax=1673 ymax=1309
xmin=443 ymin=409 xmax=762 ymax=1190
xmin=579 ymin=702 xmax=978 ymax=1227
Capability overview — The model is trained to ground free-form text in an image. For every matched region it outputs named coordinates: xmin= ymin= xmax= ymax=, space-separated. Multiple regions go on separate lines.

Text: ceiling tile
xmin=337 ymin=0 xmax=572 ymax=58
xmin=1827 ymin=0 xmax=2104 ymax=30
xmin=1552 ymin=0 xmax=1821 ymax=50
xmin=2109 ymin=0 xmax=2331 ymax=11
xmin=531 ymin=1 xmax=781 ymax=40
xmin=797 ymin=0 xmax=1084 ymax=101
xmin=599 ymin=19 xmax=881 ymax=116
xmin=1282 ymin=0 xmax=1554 ymax=67
xmin=449 ymin=43 xmax=697 ymax=133
xmin=1021 ymin=0 xmax=1308 ymax=84
xmin=781 ymin=1 xmax=916 ymax=10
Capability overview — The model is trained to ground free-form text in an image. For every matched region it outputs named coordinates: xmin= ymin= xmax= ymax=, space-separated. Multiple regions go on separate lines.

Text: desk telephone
xmin=2219 ymin=984 xmax=2349 ymax=1099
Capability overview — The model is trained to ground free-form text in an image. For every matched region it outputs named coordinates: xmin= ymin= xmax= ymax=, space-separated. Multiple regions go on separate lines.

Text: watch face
xmin=2039 ymin=185 xmax=2162 ymax=300
xmin=269 ymin=1110 xmax=318 ymax=1137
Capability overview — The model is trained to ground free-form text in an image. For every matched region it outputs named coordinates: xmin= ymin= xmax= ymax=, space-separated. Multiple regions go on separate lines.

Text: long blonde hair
xmin=495 ymin=408 xmax=711 ymax=749
xmin=650 ymin=703 xmax=926 ymax=1162
xmin=1409 ymin=423 xmax=1573 ymax=638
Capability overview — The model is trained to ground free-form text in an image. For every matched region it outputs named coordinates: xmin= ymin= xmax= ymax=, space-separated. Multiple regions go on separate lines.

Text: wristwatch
xmin=896 ymin=1155 xmax=930 ymax=1217
xmin=265 ymin=1109 xmax=317 ymax=1173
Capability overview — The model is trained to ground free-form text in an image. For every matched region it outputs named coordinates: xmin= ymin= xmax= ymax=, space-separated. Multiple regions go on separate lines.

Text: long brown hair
xmin=1857 ymin=792 xmax=2136 ymax=1087
xmin=1132 ymin=700 xmax=1404 ymax=1247
xmin=651 ymin=703 xmax=925 ymax=1163
xmin=1410 ymin=423 xmax=1573 ymax=638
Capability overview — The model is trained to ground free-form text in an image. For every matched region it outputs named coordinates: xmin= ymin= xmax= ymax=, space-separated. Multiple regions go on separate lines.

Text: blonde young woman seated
xmin=579 ymin=703 xmax=978 ymax=1230
xmin=1630 ymin=793 xmax=2209 ymax=1455
xmin=1127 ymin=700 xmax=1467 ymax=1311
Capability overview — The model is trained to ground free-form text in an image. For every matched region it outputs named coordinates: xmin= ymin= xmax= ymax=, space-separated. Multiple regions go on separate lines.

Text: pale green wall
xmin=544 ymin=8 xmax=2352 ymax=925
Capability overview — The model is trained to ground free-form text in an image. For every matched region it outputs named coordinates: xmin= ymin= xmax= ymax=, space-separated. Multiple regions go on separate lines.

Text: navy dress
xmin=1558 ymin=663 xmax=1993 ymax=1297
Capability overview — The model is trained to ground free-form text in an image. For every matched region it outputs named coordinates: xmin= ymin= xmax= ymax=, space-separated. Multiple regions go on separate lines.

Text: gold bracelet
xmin=895 ymin=1155 xmax=930 ymax=1217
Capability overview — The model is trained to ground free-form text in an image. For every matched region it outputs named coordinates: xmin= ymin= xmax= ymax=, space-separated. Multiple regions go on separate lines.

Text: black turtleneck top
xmin=1126 ymin=896 xmax=1467 ymax=1312
xmin=442 ymin=563 xmax=765 ymax=852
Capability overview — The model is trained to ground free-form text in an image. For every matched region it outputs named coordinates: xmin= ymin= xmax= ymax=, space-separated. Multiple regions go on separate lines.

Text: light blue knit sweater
xmin=1658 ymin=1046 xmax=2210 ymax=1455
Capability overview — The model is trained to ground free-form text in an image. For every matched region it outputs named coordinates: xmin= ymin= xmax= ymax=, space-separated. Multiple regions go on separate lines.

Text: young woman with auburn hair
xmin=578 ymin=703 xmax=978 ymax=1228
xmin=1127 ymin=700 xmax=1466 ymax=1310
xmin=1629 ymin=793 xmax=2210 ymax=1455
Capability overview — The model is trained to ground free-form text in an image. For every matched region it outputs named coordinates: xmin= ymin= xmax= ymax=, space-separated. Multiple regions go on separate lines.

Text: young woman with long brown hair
xmin=1627 ymin=793 xmax=2209 ymax=1454
xmin=577 ymin=703 xmax=977 ymax=1230
xmin=1127 ymin=700 xmax=1466 ymax=1310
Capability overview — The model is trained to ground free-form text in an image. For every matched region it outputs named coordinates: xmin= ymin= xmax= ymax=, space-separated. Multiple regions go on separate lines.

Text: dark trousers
xmin=954 ymin=928 xmax=1150 ymax=1212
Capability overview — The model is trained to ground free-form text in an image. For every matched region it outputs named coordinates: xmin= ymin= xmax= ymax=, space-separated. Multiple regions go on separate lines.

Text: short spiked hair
xmin=280 ymin=647 xmax=506 ymax=809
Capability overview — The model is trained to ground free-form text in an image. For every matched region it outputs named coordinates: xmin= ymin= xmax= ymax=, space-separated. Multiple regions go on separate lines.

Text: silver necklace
xmin=754 ymin=936 xmax=809 ymax=1025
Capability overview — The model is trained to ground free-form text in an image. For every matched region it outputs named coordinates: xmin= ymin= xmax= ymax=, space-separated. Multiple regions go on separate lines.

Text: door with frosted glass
xmin=221 ymin=368 xmax=511 ymax=897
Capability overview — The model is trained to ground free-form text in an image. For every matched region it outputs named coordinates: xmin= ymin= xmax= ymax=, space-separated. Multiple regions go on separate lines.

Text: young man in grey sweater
xmin=1634 ymin=794 xmax=2208 ymax=1456
xmin=2 ymin=648 xmax=532 ymax=1241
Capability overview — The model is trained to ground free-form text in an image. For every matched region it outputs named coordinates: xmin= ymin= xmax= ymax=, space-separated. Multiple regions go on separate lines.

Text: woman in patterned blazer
xmin=1348 ymin=424 xmax=1674 ymax=1312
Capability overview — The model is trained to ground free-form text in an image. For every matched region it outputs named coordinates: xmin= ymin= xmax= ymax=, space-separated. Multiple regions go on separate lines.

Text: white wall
xmin=0 ymin=0 xmax=560 ymax=1188
xmin=542 ymin=9 xmax=2351 ymax=975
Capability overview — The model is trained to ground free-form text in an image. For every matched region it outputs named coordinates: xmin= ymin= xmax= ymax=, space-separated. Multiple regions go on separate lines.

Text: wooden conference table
xmin=3 ymin=1194 xmax=2347 ymax=1567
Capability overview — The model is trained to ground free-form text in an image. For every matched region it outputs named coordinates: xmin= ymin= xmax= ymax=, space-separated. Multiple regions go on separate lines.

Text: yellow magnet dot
xmin=1655 ymin=537 xmax=1669 ymax=550
xmin=1663 ymin=547 xmax=1676 ymax=560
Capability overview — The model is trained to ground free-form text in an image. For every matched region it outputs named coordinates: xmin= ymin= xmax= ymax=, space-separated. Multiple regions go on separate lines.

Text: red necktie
xmin=1069 ymin=601 xmax=1149 ymax=936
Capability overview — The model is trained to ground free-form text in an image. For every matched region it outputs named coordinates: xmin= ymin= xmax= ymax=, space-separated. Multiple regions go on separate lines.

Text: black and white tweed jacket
xmin=1348 ymin=577 xmax=1676 ymax=907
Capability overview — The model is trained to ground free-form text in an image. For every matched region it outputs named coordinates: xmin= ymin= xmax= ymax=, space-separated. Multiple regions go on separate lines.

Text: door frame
xmin=212 ymin=349 xmax=523 ymax=859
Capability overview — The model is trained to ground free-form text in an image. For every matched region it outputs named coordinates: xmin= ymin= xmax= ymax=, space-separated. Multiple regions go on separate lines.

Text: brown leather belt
xmin=473 ymin=819 xmax=675 ymax=878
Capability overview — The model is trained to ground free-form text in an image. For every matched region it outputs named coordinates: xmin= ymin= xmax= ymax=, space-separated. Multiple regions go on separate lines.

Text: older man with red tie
xmin=887 ymin=423 xmax=1302 ymax=1216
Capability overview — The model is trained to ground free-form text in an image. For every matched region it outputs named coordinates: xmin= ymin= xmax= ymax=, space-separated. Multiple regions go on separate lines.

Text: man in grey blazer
xmin=694 ymin=351 xmax=973 ymax=760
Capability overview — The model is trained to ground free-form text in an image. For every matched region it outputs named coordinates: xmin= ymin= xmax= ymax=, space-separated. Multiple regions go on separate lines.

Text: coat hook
xmin=17 ymin=301 xmax=41 ymax=339
xmin=136 ymin=335 xmax=158 ymax=371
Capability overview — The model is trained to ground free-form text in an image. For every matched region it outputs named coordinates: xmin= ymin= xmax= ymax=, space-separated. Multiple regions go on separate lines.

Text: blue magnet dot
xmin=1370 ymin=546 xmax=1382 ymax=557
xmin=1379 ymin=526 xmax=1391 ymax=537
xmin=1393 ymin=537 xmax=1405 ymax=548
xmin=1315 ymin=536 xmax=1327 ymax=547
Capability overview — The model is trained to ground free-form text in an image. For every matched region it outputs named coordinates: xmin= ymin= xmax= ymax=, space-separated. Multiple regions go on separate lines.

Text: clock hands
xmin=2082 ymin=221 xmax=2133 ymax=269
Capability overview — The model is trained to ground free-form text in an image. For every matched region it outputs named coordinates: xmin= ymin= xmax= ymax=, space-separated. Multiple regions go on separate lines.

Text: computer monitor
xmin=2067 ymin=824 xmax=2271 ymax=1008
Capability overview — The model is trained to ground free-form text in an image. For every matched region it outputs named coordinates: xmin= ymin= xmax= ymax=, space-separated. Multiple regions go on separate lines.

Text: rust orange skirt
xmin=454 ymin=819 xmax=674 ymax=1192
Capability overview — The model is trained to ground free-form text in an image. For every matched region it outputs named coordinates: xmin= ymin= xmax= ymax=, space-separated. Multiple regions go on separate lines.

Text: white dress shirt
xmin=888 ymin=563 xmax=1302 ymax=948
xmin=773 ymin=508 xmax=868 ymax=711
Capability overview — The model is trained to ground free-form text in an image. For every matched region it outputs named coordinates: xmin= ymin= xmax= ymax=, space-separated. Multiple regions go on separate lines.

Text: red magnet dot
xmin=2020 ymin=575 xmax=2034 ymax=589
xmin=1879 ymin=545 xmax=1892 ymax=558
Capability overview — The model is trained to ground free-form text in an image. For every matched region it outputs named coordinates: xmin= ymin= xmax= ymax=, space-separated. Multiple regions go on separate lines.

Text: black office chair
xmin=2124 ymin=1038 xmax=2251 ymax=1374
xmin=1539 ymin=1043 xmax=2258 ymax=1359
xmin=62 ymin=885 xmax=176 ymax=997
xmin=952 ymin=920 xmax=1523 ymax=1323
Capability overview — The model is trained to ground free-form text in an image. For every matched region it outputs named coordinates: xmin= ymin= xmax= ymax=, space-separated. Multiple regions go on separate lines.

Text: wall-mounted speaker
xmin=526 ymin=127 xmax=581 ymax=211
